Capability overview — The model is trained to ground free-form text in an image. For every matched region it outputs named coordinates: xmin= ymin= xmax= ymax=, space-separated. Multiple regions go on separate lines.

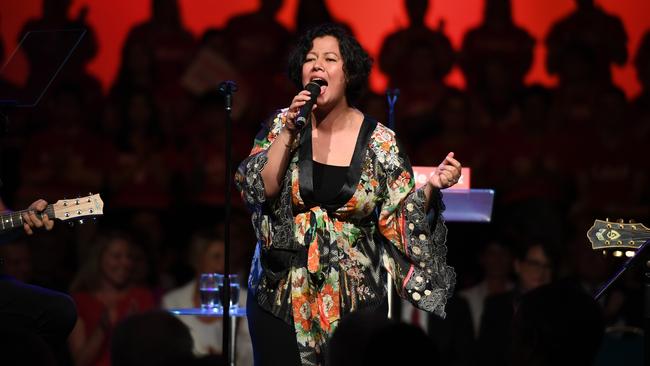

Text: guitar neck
xmin=0 ymin=205 xmax=55 ymax=233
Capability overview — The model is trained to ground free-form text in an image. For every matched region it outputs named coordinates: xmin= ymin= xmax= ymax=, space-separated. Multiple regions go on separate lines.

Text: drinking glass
xmin=220 ymin=274 xmax=241 ymax=309
xmin=199 ymin=273 xmax=223 ymax=310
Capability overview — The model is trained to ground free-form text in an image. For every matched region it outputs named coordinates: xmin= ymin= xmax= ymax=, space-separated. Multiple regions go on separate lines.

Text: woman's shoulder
xmin=367 ymin=119 xmax=399 ymax=154
xmin=265 ymin=109 xmax=288 ymax=131
xmin=253 ymin=109 xmax=288 ymax=142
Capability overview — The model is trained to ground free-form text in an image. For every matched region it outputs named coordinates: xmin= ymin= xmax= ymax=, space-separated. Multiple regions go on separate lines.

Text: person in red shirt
xmin=68 ymin=231 xmax=156 ymax=366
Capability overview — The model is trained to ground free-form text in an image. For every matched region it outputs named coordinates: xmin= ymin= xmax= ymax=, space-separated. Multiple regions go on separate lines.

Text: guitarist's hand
xmin=22 ymin=199 xmax=54 ymax=235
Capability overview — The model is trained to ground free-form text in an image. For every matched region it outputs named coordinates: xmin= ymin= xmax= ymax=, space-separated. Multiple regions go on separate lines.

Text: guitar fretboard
xmin=0 ymin=205 xmax=55 ymax=233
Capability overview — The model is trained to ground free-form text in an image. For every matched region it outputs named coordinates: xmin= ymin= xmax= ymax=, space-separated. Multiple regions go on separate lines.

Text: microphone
xmin=295 ymin=79 xmax=327 ymax=129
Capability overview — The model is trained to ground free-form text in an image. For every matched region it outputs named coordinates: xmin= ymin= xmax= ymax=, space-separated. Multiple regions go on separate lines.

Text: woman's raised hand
xmin=285 ymin=90 xmax=316 ymax=134
xmin=428 ymin=152 xmax=462 ymax=190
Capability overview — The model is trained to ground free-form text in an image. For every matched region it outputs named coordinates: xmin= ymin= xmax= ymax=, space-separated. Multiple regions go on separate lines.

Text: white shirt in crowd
xmin=162 ymin=279 xmax=254 ymax=366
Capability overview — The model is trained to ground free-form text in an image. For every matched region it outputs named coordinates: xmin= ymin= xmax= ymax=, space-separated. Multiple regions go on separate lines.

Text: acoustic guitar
xmin=0 ymin=194 xmax=104 ymax=233
xmin=586 ymin=219 xmax=650 ymax=257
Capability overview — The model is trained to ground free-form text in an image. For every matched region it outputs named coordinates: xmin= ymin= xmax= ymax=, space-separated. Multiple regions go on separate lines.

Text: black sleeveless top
xmin=298 ymin=115 xmax=378 ymax=212
xmin=312 ymin=161 xmax=349 ymax=206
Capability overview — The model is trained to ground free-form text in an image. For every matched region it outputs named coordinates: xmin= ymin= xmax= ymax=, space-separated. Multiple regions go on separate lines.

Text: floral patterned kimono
xmin=235 ymin=110 xmax=455 ymax=365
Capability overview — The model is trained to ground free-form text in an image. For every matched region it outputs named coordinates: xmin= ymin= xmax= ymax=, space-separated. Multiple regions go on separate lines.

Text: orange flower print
xmin=397 ymin=171 xmax=411 ymax=186
xmin=381 ymin=141 xmax=391 ymax=152
xmin=292 ymin=296 xmax=312 ymax=332
xmin=308 ymin=241 xmax=320 ymax=273
xmin=295 ymin=214 xmax=305 ymax=226
xmin=334 ymin=220 xmax=344 ymax=232
xmin=320 ymin=284 xmax=340 ymax=319
xmin=291 ymin=175 xmax=300 ymax=204
xmin=379 ymin=216 xmax=399 ymax=243
xmin=346 ymin=196 xmax=359 ymax=210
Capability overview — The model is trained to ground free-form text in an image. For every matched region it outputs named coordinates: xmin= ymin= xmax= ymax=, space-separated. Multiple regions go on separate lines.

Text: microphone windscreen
xmin=305 ymin=80 xmax=324 ymax=99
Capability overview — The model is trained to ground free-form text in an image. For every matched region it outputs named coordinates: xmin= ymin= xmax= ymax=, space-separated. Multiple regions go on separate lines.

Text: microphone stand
xmin=218 ymin=80 xmax=237 ymax=366
xmin=384 ymin=88 xmax=399 ymax=319
xmin=386 ymin=89 xmax=400 ymax=130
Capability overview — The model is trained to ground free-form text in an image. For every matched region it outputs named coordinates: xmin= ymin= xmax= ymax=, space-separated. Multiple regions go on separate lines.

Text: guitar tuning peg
xmin=629 ymin=219 xmax=636 ymax=224
xmin=605 ymin=217 xmax=610 ymax=222
xmin=616 ymin=218 xmax=624 ymax=223
xmin=68 ymin=221 xmax=75 ymax=227
xmin=79 ymin=219 xmax=84 ymax=225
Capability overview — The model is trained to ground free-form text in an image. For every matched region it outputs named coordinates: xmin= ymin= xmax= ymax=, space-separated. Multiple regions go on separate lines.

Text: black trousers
xmin=0 ymin=276 xmax=77 ymax=363
xmin=247 ymin=288 xmax=302 ymax=366
xmin=247 ymin=287 xmax=389 ymax=366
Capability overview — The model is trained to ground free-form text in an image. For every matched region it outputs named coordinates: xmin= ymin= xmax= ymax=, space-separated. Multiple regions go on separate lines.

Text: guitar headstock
xmin=586 ymin=219 xmax=650 ymax=257
xmin=52 ymin=194 xmax=104 ymax=223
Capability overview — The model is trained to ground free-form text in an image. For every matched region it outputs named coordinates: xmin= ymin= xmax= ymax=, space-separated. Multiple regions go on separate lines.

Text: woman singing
xmin=235 ymin=23 xmax=461 ymax=366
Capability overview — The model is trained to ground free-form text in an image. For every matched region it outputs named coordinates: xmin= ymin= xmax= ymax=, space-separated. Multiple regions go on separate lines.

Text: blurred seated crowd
xmin=0 ymin=0 xmax=648 ymax=365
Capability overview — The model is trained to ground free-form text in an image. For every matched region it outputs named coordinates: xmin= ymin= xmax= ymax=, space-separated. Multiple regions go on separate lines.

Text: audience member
xmin=546 ymin=0 xmax=627 ymax=86
xmin=459 ymin=239 xmax=513 ymax=337
xmin=178 ymin=93 xmax=229 ymax=209
xmin=0 ymin=35 xmax=21 ymax=103
xmin=295 ymin=0 xmax=354 ymax=36
xmin=378 ymin=0 xmax=455 ymax=144
xmin=110 ymin=310 xmax=194 ymax=366
xmin=460 ymin=0 xmax=534 ymax=126
xmin=223 ymin=0 xmax=293 ymax=124
xmin=162 ymin=230 xmax=253 ymax=365
xmin=510 ymin=282 xmax=604 ymax=366
xmin=18 ymin=0 xmax=103 ymax=120
xmin=224 ymin=0 xmax=291 ymax=77
xmin=108 ymin=90 xmax=173 ymax=210
xmin=477 ymin=242 xmax=553 ymax=366
xmin=574 ymin=86 xmax=645 ymax=217
xmin=68 ymin=231 xmax=156 ymax=366
xmin=632 ymin=30 xmax=650 ymax=151
xmin=121 ymin=0 xmax=196 ymax=98
xmin=15 ymin=84 xmax=111 ymax=204
xmin=328 ymin=309 xmax=440 ymax=366
xmin=413 ymin=88 xmax=483 ymax=173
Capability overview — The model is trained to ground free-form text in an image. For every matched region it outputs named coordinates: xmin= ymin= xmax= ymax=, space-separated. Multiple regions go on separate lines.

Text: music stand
xmin=0 ymin=29 xmax=86 ymax=195
xmin=0 ymin=29 xmax=86 ymax=121
xmin=441 ymin=189 xmax=495 ymax=223
xmin=412 ymin=166 xmax=495 ymax=223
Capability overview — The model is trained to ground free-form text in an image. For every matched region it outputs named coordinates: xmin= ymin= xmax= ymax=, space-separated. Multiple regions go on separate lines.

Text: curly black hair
xmin=287 ymin=23 xmax=372 ymax=106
